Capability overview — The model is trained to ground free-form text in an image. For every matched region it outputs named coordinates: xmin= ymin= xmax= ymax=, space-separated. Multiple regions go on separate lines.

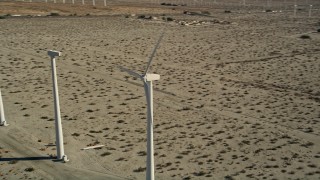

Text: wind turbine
xmin=120 ymin=31 xmax=165 ymax=180
xmin=309 ymin=5 xmax=312 ymax=18
xmin=48 ymin=50 xmax=69 ymax=162
xmin=0 ymin=89 xmax=9 ymax=126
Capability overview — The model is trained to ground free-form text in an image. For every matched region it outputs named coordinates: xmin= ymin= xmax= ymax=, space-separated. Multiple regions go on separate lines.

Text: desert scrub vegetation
xmin=48 ymin=12 xmax=60 ymax=16
xmin=300 ymin=35 xmax=311 ymax=39
xmin=133 ymin=167 xmax=146 ymax=172
xmin=25 ymin=167 xmax=35 ymax=172
xmin=101 ymin=152 xmax=112 ymax=156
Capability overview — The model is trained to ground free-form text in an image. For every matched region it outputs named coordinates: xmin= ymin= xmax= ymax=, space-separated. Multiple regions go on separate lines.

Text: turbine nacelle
xmin=48 ymin=50 xmax=61 ymax=58
xmin=145 ymin=74 xmax=160 ymax=82
xmin=119 ymin=67 xmax=160 ymax=82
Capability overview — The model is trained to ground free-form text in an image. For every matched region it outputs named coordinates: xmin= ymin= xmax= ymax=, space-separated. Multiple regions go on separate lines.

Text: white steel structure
xmin=120 ymin=32 xmax=164 ymax=180
xmin=309 ymin=5 xmax=313 ymax=17
xmin=48 ymin=50 xmax=69 ymax=162
xmin=0 ymin=89 xmax=8 ymax=126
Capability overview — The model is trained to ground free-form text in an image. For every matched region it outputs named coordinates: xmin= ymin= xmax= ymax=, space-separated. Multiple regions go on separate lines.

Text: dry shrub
xmin=300 ymin=35 xmax=310 ymax=39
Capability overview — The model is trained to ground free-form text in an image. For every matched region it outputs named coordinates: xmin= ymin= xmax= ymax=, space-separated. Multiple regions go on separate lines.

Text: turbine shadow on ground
xmin=0 ymin=156 xmax=55 ymax=162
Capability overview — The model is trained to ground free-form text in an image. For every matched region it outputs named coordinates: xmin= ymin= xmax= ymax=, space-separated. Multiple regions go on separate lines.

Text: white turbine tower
xmin=120 ymin=31 xmax=164 ymax=180
xmin=0 ymin=89 xmax=9 ymax=126
xmin=309 ymin=5 xmax=312 ymax=18
xmin=48 ymin=50 xmax=69 ymax=162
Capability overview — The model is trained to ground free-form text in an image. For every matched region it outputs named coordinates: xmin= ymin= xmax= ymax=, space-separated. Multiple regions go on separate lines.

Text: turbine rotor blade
xmin=144 ymin=31 xmax=165 ymax=76
xmin=119 ymin=66 xmax=142 ymax=79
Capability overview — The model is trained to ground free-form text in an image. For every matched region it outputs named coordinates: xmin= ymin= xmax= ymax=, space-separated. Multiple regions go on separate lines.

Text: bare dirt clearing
xmin=0 ymin=1 xmax=320 ymax=179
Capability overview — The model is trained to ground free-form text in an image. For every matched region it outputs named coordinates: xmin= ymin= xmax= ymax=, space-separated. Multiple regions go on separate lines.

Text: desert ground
xmin=0 ymin=0 xmax=320 ymax=179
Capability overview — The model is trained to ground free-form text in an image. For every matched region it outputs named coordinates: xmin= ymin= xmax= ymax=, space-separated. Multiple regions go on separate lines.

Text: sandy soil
xmin=0 ymin=1 xmax=320 ymax=179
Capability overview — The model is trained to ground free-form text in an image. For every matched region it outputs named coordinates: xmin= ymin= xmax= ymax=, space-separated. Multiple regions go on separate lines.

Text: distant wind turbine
xmin=0 ymin=89 xmax=9 ymax=126
xmin=120 ymin=31 xmax=165 ymax=180
xmin=309 ymin=5 xmax=312 ymax=17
